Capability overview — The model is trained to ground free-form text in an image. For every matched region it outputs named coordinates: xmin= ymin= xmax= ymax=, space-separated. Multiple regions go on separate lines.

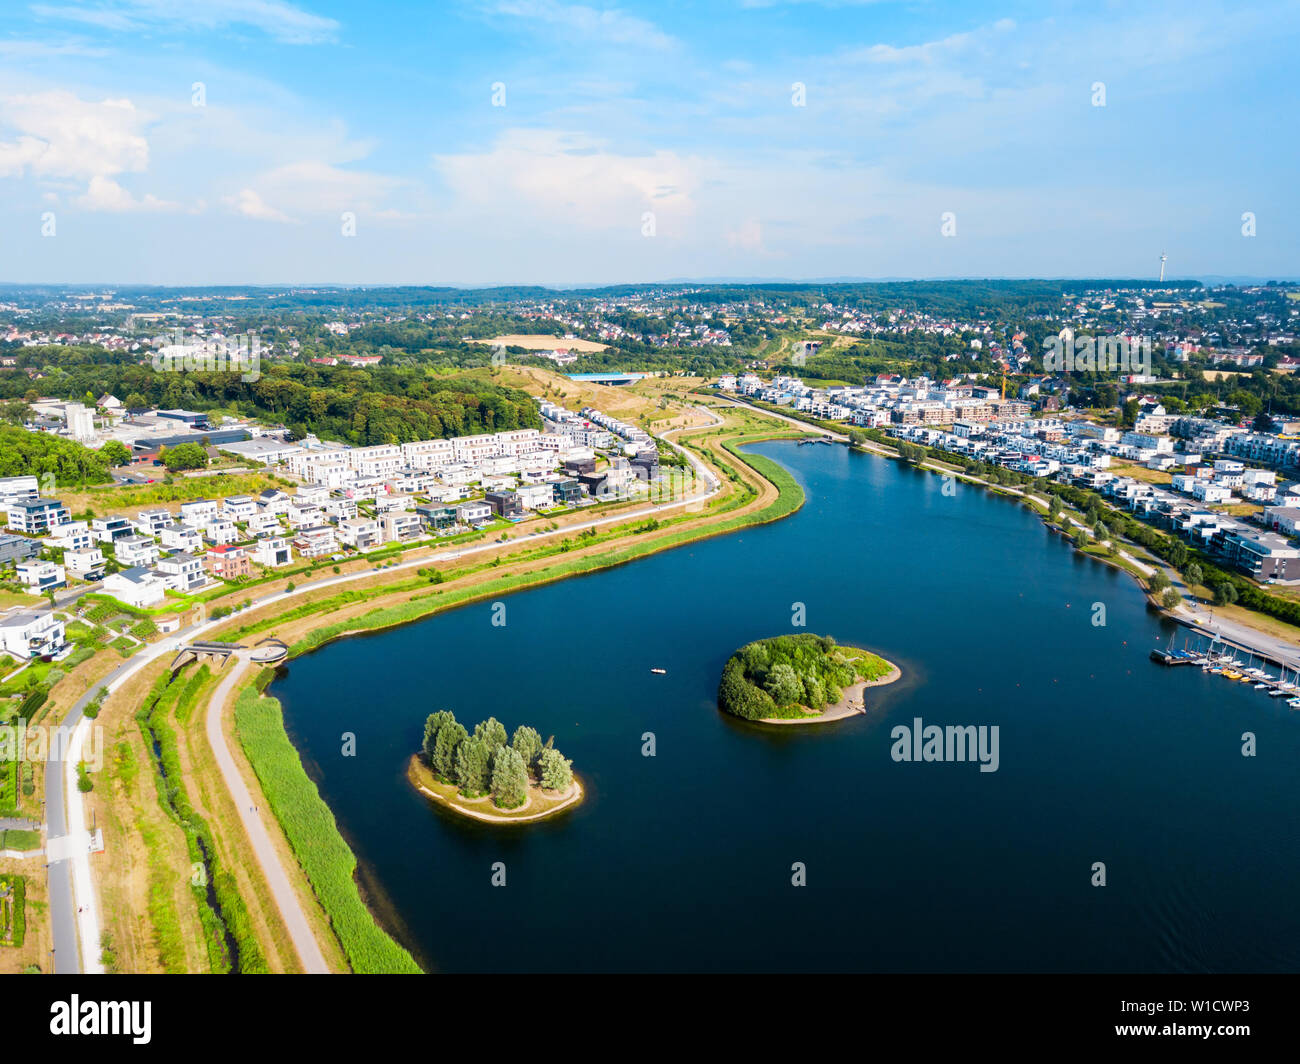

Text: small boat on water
xmin=1288 ymin=697 xmax=1300 ymax=710
xmin=650 ymin=667 xmax=666 ymax=675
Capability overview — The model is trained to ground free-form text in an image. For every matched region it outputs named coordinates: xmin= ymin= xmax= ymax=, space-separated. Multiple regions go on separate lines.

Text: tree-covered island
xmin=717 ymin=634 xmax=899 ymax=723
xmin=408 ymin=711 xmax=582 ymax=822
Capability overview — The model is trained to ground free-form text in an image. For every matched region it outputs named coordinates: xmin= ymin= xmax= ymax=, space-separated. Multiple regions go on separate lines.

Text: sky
xmin=0 ymin=0 xmax=1296 ymax=286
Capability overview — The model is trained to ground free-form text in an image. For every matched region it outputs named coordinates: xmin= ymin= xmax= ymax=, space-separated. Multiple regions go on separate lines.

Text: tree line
xmin=420 ymin=711 xmax=573 ymax=810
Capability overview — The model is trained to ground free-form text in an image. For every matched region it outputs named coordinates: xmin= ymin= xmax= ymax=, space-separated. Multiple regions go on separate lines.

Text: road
xmin=204 ymin=653 xmax=330 ymax=973
xmin=44 ymin=405 xmax=728 ymax=972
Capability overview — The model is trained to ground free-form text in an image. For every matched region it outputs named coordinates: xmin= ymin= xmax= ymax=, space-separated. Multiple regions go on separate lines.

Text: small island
xmin=408 ymin=711 xmax=582 ymax=823
xmin=717 ymin=633 xmax=900 ymax=724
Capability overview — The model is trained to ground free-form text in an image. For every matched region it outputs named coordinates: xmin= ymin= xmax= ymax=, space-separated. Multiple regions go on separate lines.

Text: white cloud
xmin=75 ymin=174 xmax=178 ymax=211
xmin=224 ymin=187 xmax=295 ymax=223
xmin=29 ymin=0 xmax=340 ymax=45
xmin=434 ymin=129 xmax=698 ymax=232
xmin=492 ymin=1 xmax=676 ymax=49
xmin=234 ymin=160 xmax=408 ymax=220
xmin=0 ymin=91 xmax=150 ymax=181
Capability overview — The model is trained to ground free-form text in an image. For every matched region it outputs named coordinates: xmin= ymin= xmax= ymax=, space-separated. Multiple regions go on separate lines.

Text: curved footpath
xmin=206 ymin=653 xmax=330 ymax=973
xmin=45 ymin=405 xmax=731 ymax=972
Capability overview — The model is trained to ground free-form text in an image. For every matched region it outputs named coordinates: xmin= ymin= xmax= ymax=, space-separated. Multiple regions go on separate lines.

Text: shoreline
xmin=408 ymin=756 xmax=584 ymax=824
xmin=758 ymin=661 xmax=902 ymax=726
xmin=731 ymin=396 xmax=1300 ymax=669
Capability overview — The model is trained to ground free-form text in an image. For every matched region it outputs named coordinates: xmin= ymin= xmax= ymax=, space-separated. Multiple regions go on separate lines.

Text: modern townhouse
xmin=374 ymin=494 xmax=415 ymax=514
xmin=246 ymin=512 xmax=282 ymax=537
xmin=103 ymin=566 xmax=168 ymax=608
xmin=294 ymin=483 xmax=331 ymax=507
xmin=321 ymin=497 xmax=358 ymax=521
xmin=415 ymin=505 xmax=458 ymax=532
xmin=179 ymin=499 xmax=219 ymax=527
xmin=204 ymin=518 xmax=239 ymax=545
xmin=349 ymin=444 xmax=403 ymax=478
xmin=64 ymin=547 xmax=106 ymax=581
xmin=456 ymin=501 xmax=492 ymax=526
xmin=156 ymin=552 xmax=207 ymax=593
xmin=250 ymin=535 xmax=293 ymax=568
xmin=16 ymin=559 xmax=65 ymax=593
xmin=257 ymin=489 xmax=292 ymax=516
xmin=115 ymin=534 xmax=160 ymax=568
xmin=287 ymin=504 xmax=325 ymax=529
xmin=380 ymin=511 xmax=422 ymax=543
xmin=206 ymin=545 xmax=253 ymax=580
xmin=160 ymin=523 xmax=204 ymax=552
xmin=6 ymin=497 xmax=71 ymax=534
xmin=292 ymin=525 xmax=338 ymax=558
xmin=91 ymin=515 xmax=133 ymax=543
xmin=452 ymin=434 xmax=501 ymax=466
xmin=134 ymin=508 xmax=173 ymax=536
xmin=1262 ymin=506 xmax=1300 ymax=537
xmin=0 ymin=475 xmax=40 ymax=504
xmin=0 ymin=609 xmax=66 ymax=658
xmin=1213 ymin=529 xmax=1300 ymax=583
xmin=221 ymin=494 xmax=258 ymax=521
xmin=44 ymin=521 xmax=93 ymax=552
xmin=401 ymin=439 xmax=455 ymax=470
xmin=0 ymin=532 xmax=40 ymax=566
xmin=337 ymin=517 xmax=383 ymax=551
xmin=515 ymin=482 xmax=555 ymax=510
xmin=288 ymin=452 xmax=351 ymax=487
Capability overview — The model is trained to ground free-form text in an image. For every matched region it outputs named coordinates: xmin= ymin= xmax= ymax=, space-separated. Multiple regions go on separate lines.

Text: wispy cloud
xmin=29 ymin=0 xmax=340 ymax=45
xmin=490 ymin=0 xmax=676 ymax=49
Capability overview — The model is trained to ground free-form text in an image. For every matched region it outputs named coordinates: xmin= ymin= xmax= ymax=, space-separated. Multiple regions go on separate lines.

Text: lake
xmin=269 ymin=441 xmax=1300 ymax=972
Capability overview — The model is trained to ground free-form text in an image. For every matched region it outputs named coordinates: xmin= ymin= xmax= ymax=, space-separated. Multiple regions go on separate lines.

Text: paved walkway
xmin=205 ymin=653 xmax=331 ymax=973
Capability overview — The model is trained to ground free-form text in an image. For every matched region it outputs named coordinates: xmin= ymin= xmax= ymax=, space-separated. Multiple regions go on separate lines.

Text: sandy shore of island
xmin=759 ymin=662 xmax=902 ymax=726
xmin=408 ymin=756 xmax=584 ymax=823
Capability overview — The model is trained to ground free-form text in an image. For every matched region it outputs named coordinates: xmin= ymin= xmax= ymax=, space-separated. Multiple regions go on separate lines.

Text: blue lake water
xmin=269 ymin=441 xmax=1300 ymax=972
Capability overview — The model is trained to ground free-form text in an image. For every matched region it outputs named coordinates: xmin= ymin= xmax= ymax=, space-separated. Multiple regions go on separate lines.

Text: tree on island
xmin=434 ymin=721 xmax=468 ymax=780
xmin=511 ymin=725 xmax=544 ymax=772
xmin=423 ymin=710 xmax=456 ymax=761
xmin=421 ymin=710 xmax=574 ymax=808
xmin=765 ymin=663 xmax=803 ymax=705
xmin=490 ymin=747 xmax=529 ymax=809
xmin=538 ymin=748 xmax=573 ymax=791
xmin=474 ymin=717 xmax=508 ymax=753
xmin=718 ymin=634 xmax=889 ymax=720
xmin=454 ymin=736 xmax=492 ymax=796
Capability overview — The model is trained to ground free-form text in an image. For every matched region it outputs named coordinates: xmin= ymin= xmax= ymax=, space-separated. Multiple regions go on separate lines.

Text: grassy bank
xmin=136 ymin=668 xmax=269 ymax=973
xmin=233 ymin=684 xmax=421 ymax=974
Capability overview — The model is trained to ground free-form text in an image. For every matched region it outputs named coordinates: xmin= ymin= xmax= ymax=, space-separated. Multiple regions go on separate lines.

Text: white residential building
xmin=337 ymin=517 xmax=383 ymax=550
xmin=0 ymin=609 xmax=66 ymax=658
xmin=115 ymin=535 xmax=160 ymax=568
xmin=64 ymin=547 xmax=106 ymax=580
xmin=103 ymin=566 xmax=167 ymax=608
xmin=160 ymin=524 xmax=203 ymax=552
xmin=156 ymin=552 xmax=206 ymax=593
xmin=251 ymin=536 xmax=293 ymax=568
xmin=16 ymin=560 xmax=65 ymax=593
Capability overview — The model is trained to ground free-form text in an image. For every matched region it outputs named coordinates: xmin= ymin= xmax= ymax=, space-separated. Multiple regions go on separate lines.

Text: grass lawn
xmin=0 ymin=829 xmax=40 ymax=851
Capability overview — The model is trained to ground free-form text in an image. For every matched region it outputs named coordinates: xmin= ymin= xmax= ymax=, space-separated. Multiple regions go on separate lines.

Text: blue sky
xmin=0 ymin=0 xmax=1295 ymax=285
